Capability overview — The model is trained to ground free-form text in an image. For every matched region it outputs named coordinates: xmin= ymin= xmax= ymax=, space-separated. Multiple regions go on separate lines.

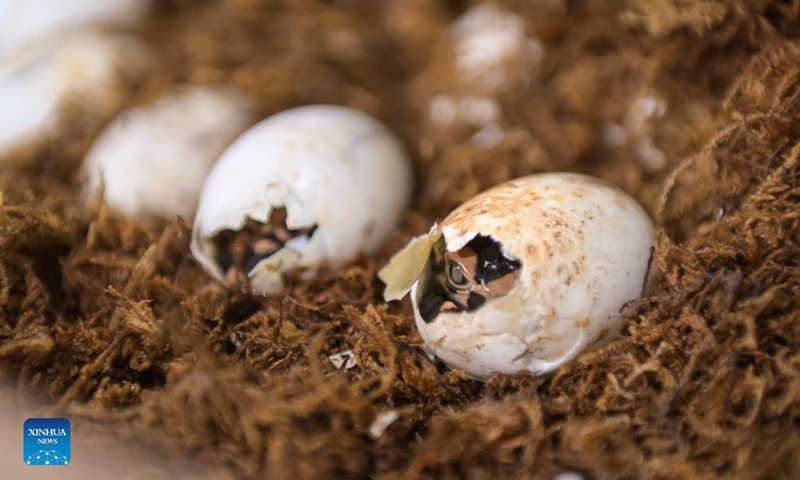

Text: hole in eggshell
xmin=211 ymin=207 xmax=317 ymax=293
xmin=417 ymin=234 xmax=522 ymax=323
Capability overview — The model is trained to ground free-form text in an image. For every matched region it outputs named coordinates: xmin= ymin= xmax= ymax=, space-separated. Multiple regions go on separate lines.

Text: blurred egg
xmin=81 ymin=86 xmax=255 ymax=221
xmin=451 ymin=4 xmax=543 ymax=92
xmin=0 ymin=31 xmax=150 ymax=155
xmin=0 ymin=0 xmax=150 ymax=56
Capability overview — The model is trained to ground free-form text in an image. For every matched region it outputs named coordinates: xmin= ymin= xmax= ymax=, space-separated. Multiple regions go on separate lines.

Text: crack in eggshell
xmin=381 ymin=224 xmax=525 ymax=315
xmin=396 ymin=173 xmax=653 ymax=380
xmin=405 ymin=237 xmax=537 ymax=379
xmin=440 ymin=226 xmax=479 ymax=253
xmin=191 ymin=179 xmax=320 ymax=273
xmin=521 ymin=316 xmax=592 ymax=373
xmin=193 ymin=105 xmax=413 ymax=296
xmin=421 ymin=306 xmax=606 ymax=379
xmin=193 ymin=201 xmax=323 ymax=295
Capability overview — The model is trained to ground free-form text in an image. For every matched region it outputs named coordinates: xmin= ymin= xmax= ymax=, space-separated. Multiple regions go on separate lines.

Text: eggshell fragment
xmin=192 ymin=104 xmax=413 ymax=295
xmin=0 ymin=31 xmax=150 ymax=155
xmin=0 ymin=0 xmax=150 ymax=56
xmin=81 ymin=86 xmax=255 ymax=221
xmin=380 ymin=225 xmax=442 ymax=302
xmin=380 ymin=173 xmax=654 ymax=380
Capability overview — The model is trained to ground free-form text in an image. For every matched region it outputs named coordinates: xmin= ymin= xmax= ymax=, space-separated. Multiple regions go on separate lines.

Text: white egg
xmin=379 ymin=173 xmax=654 ymax=380
xmin=0 ymin=0 xmax=150 ymax=56
xmin=191 ymin=105 xmax=414 ymax=296
xmin=451 ymin=4 xmax=543 ymax=92
xmin=81 ymin=86 xmax=255 ymax=222
xmin=0 ymin=31 xmax=150 ymax=155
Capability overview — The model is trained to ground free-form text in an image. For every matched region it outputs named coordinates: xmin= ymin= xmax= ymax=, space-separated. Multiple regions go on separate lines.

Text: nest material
xmin=2 ymin=0 xmax=800 ymax=478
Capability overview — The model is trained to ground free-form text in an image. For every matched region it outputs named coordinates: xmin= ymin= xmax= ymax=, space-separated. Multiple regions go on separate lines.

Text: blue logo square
xmin=23 ymin=418 xmax=71 ymax=466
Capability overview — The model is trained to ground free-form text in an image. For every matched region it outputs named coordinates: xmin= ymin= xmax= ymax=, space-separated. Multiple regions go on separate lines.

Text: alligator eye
xmin=447 ymin=263 xmax=469 ymax=287
xmin=379 ymin=172 xmax=655 ymax=381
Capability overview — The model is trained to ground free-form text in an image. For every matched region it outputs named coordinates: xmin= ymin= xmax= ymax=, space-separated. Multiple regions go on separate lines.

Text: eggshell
xmin=451 ymin=4 xmax=543 ymax=92
xmin=81 ymin=86 xmax=255 ymax=221
xmin=0 ymin=31 xmax=150 ymax=155
xmin=380 ymin=173 xmax=654 ymax=380
xmin=0 ymin=0 xmax=150 ymax=56
xmin=192 ymin=104 xmax=413 ymax=295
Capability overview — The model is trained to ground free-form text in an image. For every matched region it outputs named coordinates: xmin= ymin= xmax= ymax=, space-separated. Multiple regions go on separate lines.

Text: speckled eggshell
xmin=81 ymin=86 xmax=255 ymax=221
xmin=403 ymin=173 xmax=654 ymax=380
xmin=191 ymin=104 xmax=413 ymax=295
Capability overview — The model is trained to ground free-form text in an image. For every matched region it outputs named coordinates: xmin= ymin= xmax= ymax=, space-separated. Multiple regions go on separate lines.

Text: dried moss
xmin=2 ymin=0 xmax=800 ymax=478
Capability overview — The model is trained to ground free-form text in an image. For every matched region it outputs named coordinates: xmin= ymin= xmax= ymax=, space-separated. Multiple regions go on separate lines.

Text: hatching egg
xmin=191 ymin=104 xmax=413 ymax=296
xmin=0 ymin=0 xmax=150 ymax=56
xmin=81 ymin=86 xmax=255 ymax=221
xmin=0 ymin=31 xmax=150 ymax=156
xmin=379 ymin=173 xmax=654 ymax=380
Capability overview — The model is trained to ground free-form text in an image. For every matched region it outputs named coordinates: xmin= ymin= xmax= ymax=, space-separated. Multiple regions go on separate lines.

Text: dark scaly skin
xmin=216 ymin=208 xmax=316 ymax=292
xmin=419 ymin=235 xmax=522 ymax=323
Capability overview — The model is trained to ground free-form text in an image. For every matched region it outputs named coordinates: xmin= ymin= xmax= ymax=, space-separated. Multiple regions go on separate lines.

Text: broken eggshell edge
xmin=191 ymin=104 xmax=414 ymax=295
xmin=379 ymin=173 xmax=655 ymax=380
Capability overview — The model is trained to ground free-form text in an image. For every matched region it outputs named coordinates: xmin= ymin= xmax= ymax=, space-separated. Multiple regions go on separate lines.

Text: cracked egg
xmin=192 ymin=104 xmax=413 ymax=296
xmin=379 ymin=173 xmax=654 ymax=380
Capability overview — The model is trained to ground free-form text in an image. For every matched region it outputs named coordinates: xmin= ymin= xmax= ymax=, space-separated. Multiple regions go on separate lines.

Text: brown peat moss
xmin=1 ymin=0 xmax=800 ymax=478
